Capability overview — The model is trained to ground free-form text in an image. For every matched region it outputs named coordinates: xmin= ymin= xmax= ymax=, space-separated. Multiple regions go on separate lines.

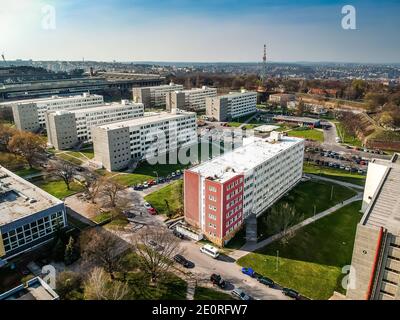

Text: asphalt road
xmin=179 ymin=240 xmax=290 ymax=300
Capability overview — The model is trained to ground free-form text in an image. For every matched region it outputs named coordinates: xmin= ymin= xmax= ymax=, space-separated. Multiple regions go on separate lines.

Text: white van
xmin=200 ymin=244 xmax=220 ymax=258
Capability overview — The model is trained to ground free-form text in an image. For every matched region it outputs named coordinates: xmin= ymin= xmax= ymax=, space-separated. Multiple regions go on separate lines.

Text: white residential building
xmin=92 ymin=110 xmax=197 ymax=171
xmin=166 ymin=86 xmax=218 ymax=111
xmin=4 ymin=93 xmax=104 ymax=132
xmin=132 ymin=83 xmax=184 ymax=109
xmin=45 ymin=100 xmax=144 ymax=150
xmin=206 ymin=91 xmax=257 ymax=122
xmin=184 ymin=132 xmax=304 ymax=246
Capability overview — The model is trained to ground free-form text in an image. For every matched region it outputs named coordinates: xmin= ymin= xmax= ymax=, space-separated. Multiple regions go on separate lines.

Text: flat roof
xmin=189 ymin=135 xmax=303 ymax=183
xmin=0 ymin=166 xmax=63 ymax=227
xmin=254 ymin=125 xmax=280 ymax=132
xmin=96 ymin=111 xmax=195 ymax=130
xmin=362 ymin=154 xmax=400 ymax=233
xmin=218 ymin=91 xmax=257 ymax=99
xmin=52 ymin=101 xmax=143 ymax=115
xmin=273 ymin=115 xmax=320 ymax=123
xmin=0 ymin=277 xmax=59 ymax=300
xmin=0 ymin=93 xmax=102 ymax=106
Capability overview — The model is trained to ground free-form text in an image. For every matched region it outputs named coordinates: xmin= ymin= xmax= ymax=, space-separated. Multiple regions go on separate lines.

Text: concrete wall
xmin=12 ymin=103 xmax=39 ymax=132
xmin=46 ymin=112 xmax=78 ymax=150
xmin=166 ymin=91 xmax=185 ymax=111
xmin=362 ymin=162 xmax=388 ymax=212
xmin=347 ymin=224 xmax=383 ymax=300
xmin=184 ymin=170 xmax=201 ymax=229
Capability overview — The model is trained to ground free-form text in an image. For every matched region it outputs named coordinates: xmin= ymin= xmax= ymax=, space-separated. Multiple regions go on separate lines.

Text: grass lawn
xmin=56 ymin=152 xmax=84 ymax=165
xmin=92 ymin=212 xmax=112 ymax=224
xmin=257 ymin=179 xmax=357 ymax=240
xmin=303 ymin=163 xmax=366 ymax=186
xmin=14 ymin=167 xmax=42 ymax=177
xmin=194 ymin=287 xmax=234 ymax=300
xmin=124 ymin=272 xmax=187 ymax=300
xmin=237 ymin=201 xmax=363 ymax=300
xmin=335 ymin=122 xmax=363 ymax=147
xmin=288 ymin=128 xmax=324 ymax=142
xmin=113 ymin=172 xmax=153 ymax=187
xmin=34 ymin=179 xmax=84 ymax=199
xmin=144 ymin=180 xmax=183 ymax=216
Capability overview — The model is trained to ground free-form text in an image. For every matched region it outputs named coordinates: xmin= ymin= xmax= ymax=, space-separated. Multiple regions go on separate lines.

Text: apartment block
xmin=268 ymin=93 xmax=296 ymax=107
xmin=206 ymin=91 xmax=257 ymax=122
xmin=45 ymin=100 xmax=144 ymax=150
xmin=184 ymin=132 xmax=304 ymax=246
xmin=0 ymin=166 xmax=67 ymax=260
xmin=92 ymin=110 xmax=197 ymax=171
xmin=132 ymin=83 xmax=183 ymax=109
xmin=347 ymin=154 xmax=400 ymax=300
xmin=166 ymin=86 xmax=217 ymax=111
xmin=6 ymin=93 xmax=104 ymax=132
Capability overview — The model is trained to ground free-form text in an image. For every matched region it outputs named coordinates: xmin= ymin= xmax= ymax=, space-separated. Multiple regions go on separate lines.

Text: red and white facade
xmin=184 ymin=133 xmax=304 ymax=246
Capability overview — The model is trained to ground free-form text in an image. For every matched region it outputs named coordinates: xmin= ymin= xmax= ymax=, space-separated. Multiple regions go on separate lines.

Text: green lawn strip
xmin=144 ymin=180 xmax=183 ymax=216
xmin=79 ymin=149 xmax=94 ymax=159
xmin=91 ymin=212 xmax=112 ymax=224
xmin=56 ymin=152 xmax=84 ymax=165
xmin=113 ymin=172 xmax=154 ymax=186
xmin=34 ymin=179 xmax=84 ymax=199
xmin=303 ymin=163 xmax=366 ymax=186
xmin=237 ymin=201 xmax=362 ymax=300
xmin=194 ymin=287 xmax=234 ymax=300
xmin=14 ymin=167 xmax=42 ymax=177
xmin=257 ymin=179 xmax=357 ymax=240
xmin=287 ymin=129 xmax=324 ymax=142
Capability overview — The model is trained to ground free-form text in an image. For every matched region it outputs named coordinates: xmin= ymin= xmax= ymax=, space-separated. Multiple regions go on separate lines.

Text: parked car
xmin=174 ymin=254 xmax=195 ymax=268
xmin=147 ymin=207 xmax=157 ymax=215
xmin=210 ymin=273 xmax=226 ymax=289
xmin=200 ymin=244 xmax=220 ymax=258
xmin=231 ymin=288 xmax=252 ymax=301
xmin=144 ymin=202 xmax=152 ymax=209
xmin=173 ymin=229 xmax=185 ymax=239
xmin=142 ymin=181 xmax=149 ymax=188
xmin=133 ymin=184 xmax=143 ymax=190
xmin=148 ymin=180 xmax=157 ymax=186
xmin=258 ymin=276 xmax=275 ymax=288
xmin=282 ymin=288 xmax=300 ymax=299
xmin=241 ymin=267 xmax=256 ymax=277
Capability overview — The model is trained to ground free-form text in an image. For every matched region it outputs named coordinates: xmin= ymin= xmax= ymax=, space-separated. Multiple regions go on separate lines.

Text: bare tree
xmin=82 ymin=174 xmax=104 ymax=203
xmin=101 ymin=177 xmax=125 ymax=208
xmin=49 ymin=160 xmax=75 ymax=190
xmin=132 ymin=228 xmax=182 ymax=283
xmin=80 ymin=228 xmax=126 ymax=279
xmin=84 ymin=267 xmax=129 ymax=300
xmin=266 ymin=201 xmax=304 ymax=245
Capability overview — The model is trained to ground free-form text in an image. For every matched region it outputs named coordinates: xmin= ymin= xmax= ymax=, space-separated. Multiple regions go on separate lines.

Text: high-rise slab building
xmin=92 ymin=110 xmax=197 ymax=171
xmin=4 ymin=93 xmax=104 ymax=132
xmin=184 ymin=132 xmax=304 ymax=246
xmin=347 ymin=154 xmax=400 ymax=300
xmin=166 ymin=86 xmax=217 ymax=111
xmin=45 ymin=100 xmax=144 ymax=150
xmin=206 ymin=91 xmax=257 ymax=122
xmin=132 ymin=83 xmax=184 ymax=109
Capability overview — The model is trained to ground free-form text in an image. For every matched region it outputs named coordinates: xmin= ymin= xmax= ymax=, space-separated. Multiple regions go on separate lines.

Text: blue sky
xmin=1 ymin=0 xmax=399 ymax=62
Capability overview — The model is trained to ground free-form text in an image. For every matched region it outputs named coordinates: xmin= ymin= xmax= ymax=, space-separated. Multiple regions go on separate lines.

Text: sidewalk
xmin=229 ymin=193 xmax=362 ymax=260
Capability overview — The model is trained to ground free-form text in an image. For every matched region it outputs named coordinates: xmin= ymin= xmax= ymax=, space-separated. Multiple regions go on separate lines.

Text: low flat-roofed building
xmin=45 ymin=99 xmax=144 ymax=150
xmin=0 ymin=166 xmax=66 ymax=259
xmin=268 ymin=93 xmax=296 ymax=107
xmin=0 ymin=276 xmax=59 ymax=300
xmin=273 ymin=115 xmax=321 ymax=127
xmin=347 ymin=154 xmax=400 ymax=300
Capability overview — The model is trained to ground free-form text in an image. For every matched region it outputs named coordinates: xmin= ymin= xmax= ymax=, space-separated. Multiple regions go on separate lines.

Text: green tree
xmin=64 ymin=236 xmax=79 ymax=265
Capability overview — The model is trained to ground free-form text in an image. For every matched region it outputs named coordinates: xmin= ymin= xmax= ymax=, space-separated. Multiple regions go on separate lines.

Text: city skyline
xmin=1 ymin=0 xmax=399 ymax=63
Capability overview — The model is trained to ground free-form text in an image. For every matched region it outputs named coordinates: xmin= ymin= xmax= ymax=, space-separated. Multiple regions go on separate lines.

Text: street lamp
xmin=153 ymin=171 xmax=158 ymax=182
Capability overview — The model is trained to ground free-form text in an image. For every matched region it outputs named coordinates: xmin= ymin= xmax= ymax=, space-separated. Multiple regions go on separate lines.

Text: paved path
xmin=238 ymin=112 xmax=259 ymax=129
xmin=229 ymin=193 xmax=362 ymax=260
xmin=305 ymin=173 xmax=365 ymax=191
